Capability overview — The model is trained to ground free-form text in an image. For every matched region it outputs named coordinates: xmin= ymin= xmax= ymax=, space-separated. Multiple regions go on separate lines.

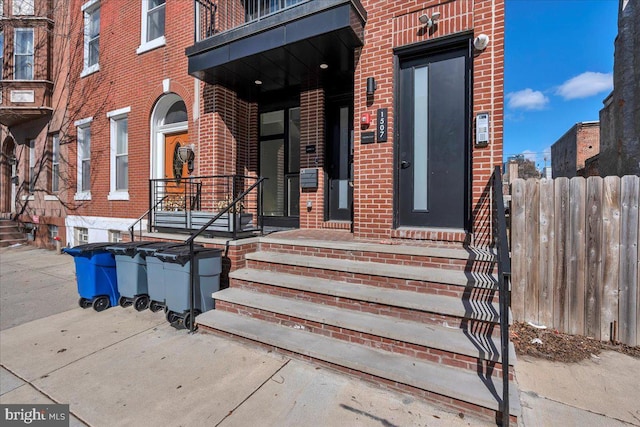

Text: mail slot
xmin=300 ymin=168 xmax=318 ymax=189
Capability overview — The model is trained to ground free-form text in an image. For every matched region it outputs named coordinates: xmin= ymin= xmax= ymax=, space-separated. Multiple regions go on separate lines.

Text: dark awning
xmin=186 ymin=0 xmax=366 ymax=99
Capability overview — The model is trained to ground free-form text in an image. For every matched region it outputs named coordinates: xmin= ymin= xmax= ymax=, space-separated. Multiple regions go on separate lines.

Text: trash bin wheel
xmin=183 ymin=310 xmax=202 ymax=331
xmin=134 ymin=295 xmax=150 ymax=312
xmin=149 ymin=301 xmax=164 ymax=313
xmin=165 ymin=310 xmax=178 ymax=324
xmin=92 ymin=296 xmax=110 ymax=312
xmin=119 ymin=296 xmax=133 ymax=308
xmin=78 ymin=298 xmax=92 ymax=309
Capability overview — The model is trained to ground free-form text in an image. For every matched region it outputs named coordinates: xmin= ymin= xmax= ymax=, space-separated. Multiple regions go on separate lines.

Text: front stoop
xmin=0 ymin=220 xmax=27 ymax=247
xmin=196 ymin=236 xmax=521 ymax=423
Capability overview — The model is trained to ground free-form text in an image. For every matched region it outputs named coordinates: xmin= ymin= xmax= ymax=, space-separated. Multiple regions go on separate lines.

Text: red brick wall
xmin=576 ymin=123 xmax=600 ymax=170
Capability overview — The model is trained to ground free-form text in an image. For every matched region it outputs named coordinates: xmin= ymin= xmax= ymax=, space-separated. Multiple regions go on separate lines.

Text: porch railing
xmin=195 ymin=0 xmax=310 ymax=42
xmin=492 ymin=165 xmax=512 ymax=427
xmin=149 ymin=175 xmax=264 ymax=240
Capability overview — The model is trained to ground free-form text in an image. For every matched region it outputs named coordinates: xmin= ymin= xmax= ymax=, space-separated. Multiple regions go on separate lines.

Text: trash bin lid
xmin=136 ymin=242 xmax=200 ymax=256
xmin=154 ymin=245 xmax=222 ymax=266
xmin=106 ymin=241 xmax=156 ymax=257
xmin=63 ymin=242 xmax=114 ymax=257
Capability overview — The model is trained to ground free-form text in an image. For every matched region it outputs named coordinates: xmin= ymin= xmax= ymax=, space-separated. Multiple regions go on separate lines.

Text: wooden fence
xmin=510 ymin=175 xmax=639 ymax=346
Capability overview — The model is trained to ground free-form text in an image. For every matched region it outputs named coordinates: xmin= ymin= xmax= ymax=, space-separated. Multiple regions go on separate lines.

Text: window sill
xmin=21 ymin=195 xmax=35 ymax=201
xmin=80 ymin=64 xmax=100 ymax=78
xmin=108 ymin=191 xmax=130 ymax=201
xmin=44 ymin=195 xmax=60 ymax=201
xmin=74 ymin=192 xmax=92 ymax=201
xmin=136 ymin=37 xmax=166 ymax=55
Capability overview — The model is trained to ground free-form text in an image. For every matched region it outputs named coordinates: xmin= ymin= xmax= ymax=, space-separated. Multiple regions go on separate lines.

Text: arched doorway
xmin=150 ymin=93 xmax=189 ymax=183
xmin=1 ymin=137 xmax=17 ymax=215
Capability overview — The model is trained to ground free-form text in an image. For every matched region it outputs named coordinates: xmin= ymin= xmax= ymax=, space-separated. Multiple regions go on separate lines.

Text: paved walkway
xmin=1 ymin=244 xmax=639 ymax=426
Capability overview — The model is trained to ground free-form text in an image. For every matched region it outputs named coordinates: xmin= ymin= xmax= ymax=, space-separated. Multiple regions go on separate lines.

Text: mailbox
xmin=300 ymin=168 xmax=318 ymax=189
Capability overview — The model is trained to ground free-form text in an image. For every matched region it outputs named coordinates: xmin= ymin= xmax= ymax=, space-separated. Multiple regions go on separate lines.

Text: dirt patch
xmin=511 ymin=322 xmax=640 ymax=362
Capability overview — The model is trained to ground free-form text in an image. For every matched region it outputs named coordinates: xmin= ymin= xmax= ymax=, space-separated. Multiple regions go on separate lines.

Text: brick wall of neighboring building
xmin=551 ymin=122 xmax=600 ymax=178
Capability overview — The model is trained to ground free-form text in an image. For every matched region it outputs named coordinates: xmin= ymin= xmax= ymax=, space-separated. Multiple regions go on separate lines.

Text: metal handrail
xmin=493 ymin=165 xmax=511 ymax=426
xmin=128 ymin=195 xmax=168 ymax=241
xmin=184 ymin=177 xmax=265 ymax=333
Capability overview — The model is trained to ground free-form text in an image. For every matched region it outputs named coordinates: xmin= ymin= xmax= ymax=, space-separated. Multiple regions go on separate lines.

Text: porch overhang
xmin=186 ymin=0 xmax=366 ymax=99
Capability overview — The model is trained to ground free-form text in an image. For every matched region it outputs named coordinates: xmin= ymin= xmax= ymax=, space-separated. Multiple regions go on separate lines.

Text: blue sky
xmin=504 ymin=0 xmax=618 ymax=168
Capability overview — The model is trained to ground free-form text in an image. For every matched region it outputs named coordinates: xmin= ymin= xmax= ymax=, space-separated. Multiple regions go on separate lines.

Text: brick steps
xmin=0 ymin=221 xmax=27 ymax=248
xmin=197 ymin=309 xmax=521 ymax=417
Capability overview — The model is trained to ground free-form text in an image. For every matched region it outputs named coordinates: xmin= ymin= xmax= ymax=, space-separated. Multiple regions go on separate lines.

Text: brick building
xmin=550 ymin=121 xmax=600 ymax=178
xmin=0 ymin=1 xmax=515 ymax=421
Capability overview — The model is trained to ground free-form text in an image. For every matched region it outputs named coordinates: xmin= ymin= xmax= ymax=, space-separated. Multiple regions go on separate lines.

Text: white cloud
xmin=506 ymin=89 xmax=549 ymax=110
xmin=556 ymin=72 xmax=613 ymax=100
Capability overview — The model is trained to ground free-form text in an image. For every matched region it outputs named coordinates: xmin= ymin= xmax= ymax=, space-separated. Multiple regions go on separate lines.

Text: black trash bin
xmin=135 ymin=242 xmax=199 ymax=313
xmin=106 ymin=241 xmax=157 ymax=311
xmin=154 ymin=245 xmax=223 ymax=329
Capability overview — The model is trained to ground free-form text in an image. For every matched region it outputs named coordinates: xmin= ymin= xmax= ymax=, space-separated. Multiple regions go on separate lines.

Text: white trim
xmin=74 ymin=192 xmax=91 ymax=201
xmin=81 ymin=0 xmax=99 ymax=12
xmin=80 ymin=64 xmax=100 ymax=77
xmin=44 ymin=195 xmax=59 ymax=201
xmin=107 ymin=191 xmax=130 ymax=201
xmin=74 ymin=116 xmax=93 ymax=127
xmin=106 ymin=106 xmax=131 ymax=118
xmin=81 ymin=0 xmax=100 ymax=77
xmin=163 ymin=78 xmax=170 ymax=93
xmin=65 ymin=214 xmax=143 ymax=244
xmin=150 ymin=93 xmax=188 ymax=182
xmin=136 ymin=36 xmax=165 ymax=55
xmin=21 ymin=195 xmax=35 ymax=201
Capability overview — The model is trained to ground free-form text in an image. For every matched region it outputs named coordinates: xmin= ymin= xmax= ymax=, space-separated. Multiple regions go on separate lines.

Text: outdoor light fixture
xmin=419 ymin=11 xmax=440 ymax=28
xmin=366 ymin=77 xmax=377 ymax=96
xmin=177 ymin=144 xmax=195 ymax=174
xmin=320 ymin=63 xmax=329 ymax=69
xmin=474 ymin=34 xmax=490 ymax=50
xmin=254 ymin=79 xmax=262 ymax=85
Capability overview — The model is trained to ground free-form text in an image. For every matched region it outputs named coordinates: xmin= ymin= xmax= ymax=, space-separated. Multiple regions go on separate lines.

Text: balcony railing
xmin=148 ymin=175 xmax=264 ymax=239
xmin=195 ymin=0 xmax=310 ymax=42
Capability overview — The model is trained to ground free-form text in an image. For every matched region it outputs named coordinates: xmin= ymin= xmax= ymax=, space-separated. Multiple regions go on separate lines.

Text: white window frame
xmin=107 ymin=107 xmax=130 ymax=200
xmin=51 ymin=133 xmax=60 ymax=193
xmin=48 ymin=224 xmax=59 ymax=242
xmin=137 ymin=0 xmax=166 ymax=54
xmin=75 ymin=226 xmax=89 ymax=245
xmin=28 ymin=139 xmax=36 ymax=193
xmin=81 ymin=0 xmax=100 ymax=77
xmin=12 ymin=0 xmax=34 ymax=15
xmin=0 ymin=31 xmax=4 ymax=79
xmin=74 ymin=117 xmax=92 ymax=200
xmin=14 ymin=28 xmax=34 ymax=80
xmin=108 ymin=229 xmax=123 ymax=243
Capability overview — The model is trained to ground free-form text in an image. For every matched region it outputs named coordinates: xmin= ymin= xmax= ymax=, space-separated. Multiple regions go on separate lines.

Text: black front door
xmin=397 ymin=45 xmax=469 ymax=229
xmin=326 ymin=100 xmax=353 ymax=221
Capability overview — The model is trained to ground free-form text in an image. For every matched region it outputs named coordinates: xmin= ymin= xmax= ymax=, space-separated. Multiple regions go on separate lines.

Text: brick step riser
xmin=198 ymin=325 xmax=516 ymax=425
xmin=0 ymin=232 xmax=25 ymax=239
xmin=244 ymin=260 xmax=500 ymax=304
xmin=216 ymin=299 xmax=511 ymax=380
xmin=259 ymin=242 xmax=497 ymax=273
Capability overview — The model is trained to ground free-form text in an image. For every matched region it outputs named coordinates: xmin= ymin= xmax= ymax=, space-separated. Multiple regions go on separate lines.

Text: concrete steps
xmin=0 ymin=220 xmax=27 ymax=248
xmin=197 ymin=309 xmax=521 ymax=417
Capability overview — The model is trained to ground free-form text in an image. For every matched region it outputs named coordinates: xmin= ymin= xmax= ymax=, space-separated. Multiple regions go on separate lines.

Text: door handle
xmin=401 ymin=160 xmax=411 ymax=169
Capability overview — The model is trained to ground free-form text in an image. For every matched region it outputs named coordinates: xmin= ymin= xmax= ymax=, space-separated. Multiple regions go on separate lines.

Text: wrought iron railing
xmin=128 ymin=195 xmax=168 ymax=241
xmin=149 ymin=175 xmax=264 ymax=240
xmin=493 ymin=165 xmax=512 ymax=426
xmin=194 ymin=0 xmax=310 ymax=42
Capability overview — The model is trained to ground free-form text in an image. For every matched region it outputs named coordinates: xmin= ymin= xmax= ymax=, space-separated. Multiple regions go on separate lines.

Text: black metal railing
xmin=194 ymin=0 xmax=310 ymax=42
xmin=183 ymin=177 xmax=265 ymax=332
xmin=149 ymin=175 xmax=264 ymax=240
xmin=128 ymin=196 xmax=168 ymax=241
xmin=493 ymin=165 xmax=512 ymax=427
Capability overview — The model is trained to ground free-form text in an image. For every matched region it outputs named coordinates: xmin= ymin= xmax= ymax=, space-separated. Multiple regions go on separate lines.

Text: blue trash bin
xmin=63 ymin=243 xmax=119 ymax=312
xmin=135 ymin=242 xmax=195 ymax=313
xmin=106 ymin=241 xmax=156 ymax=311
xmin=154 ymin=245 xmax=222 ymax=329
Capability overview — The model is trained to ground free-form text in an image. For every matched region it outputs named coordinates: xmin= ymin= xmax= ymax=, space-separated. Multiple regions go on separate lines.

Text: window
xmin=12 ymin=0 xmax=34 ymax=15
xmin=81 ymin=0 xmax=100 ymax=76
xmin=29 ymin=139 xmax=36 ymax=193
xmin=108 ymin=230 xmax=122 ymax=243
xmin=75 ymin=118 xmax=92 ymax=199
xmin=138 ymin=0 xmax=166 ymax=54
xmin=49 ymin=225 xmax=59 ymax=243
xmin=75 ymin=227 xmax=88 ymax=245
xmin=107 ymin=107 xmax=130 ymax=199
xmin=14 ymin=28 xmax=33 ymax=80
xmin=0 ymin=32 xmax=4 ymax=78
xmin=51 ymin=134 xmax=60 ymax=192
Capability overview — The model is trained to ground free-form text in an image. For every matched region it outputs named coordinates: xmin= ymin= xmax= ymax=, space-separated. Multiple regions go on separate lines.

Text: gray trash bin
xmin=106 ymin=241 xmax=156 ymax=311
xmin=154 ymin=245 xmax=223 ymax=329
xmin=135 ymin=242 xmax=192 ymax=313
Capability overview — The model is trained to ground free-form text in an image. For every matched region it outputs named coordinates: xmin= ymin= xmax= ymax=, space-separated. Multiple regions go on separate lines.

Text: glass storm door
xmin=397 ymin=46 xmax=469 ymax=229
xmin=327 ymin=103 xmax=353 ymax=221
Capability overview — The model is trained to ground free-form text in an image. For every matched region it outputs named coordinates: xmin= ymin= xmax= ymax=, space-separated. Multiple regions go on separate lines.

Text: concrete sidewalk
xmin=1 ymin=244 xmax=639 ymax=426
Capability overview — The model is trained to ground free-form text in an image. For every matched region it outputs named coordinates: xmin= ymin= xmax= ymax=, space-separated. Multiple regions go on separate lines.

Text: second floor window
xmin=14 ymin=28 xmax=33 ymax=80
xmin=29 ymin=139 xmax=36 ymax=193
xmin=51 ymin=134 xmax=60 ymax=193
xmin=114 ymin=116 xmax=128 ymax=191
xmin=12 ymin=0 xmax=34 ymax=15
xmin=77 ymin=124 xmax=91 ymax=193
xmin=82 ymin=0 xmax=100 ymax=75
xmin=0 ymin=32 xmax=4 ymax=79
xmin=146 ymin=0 xmax=165 ymax=42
